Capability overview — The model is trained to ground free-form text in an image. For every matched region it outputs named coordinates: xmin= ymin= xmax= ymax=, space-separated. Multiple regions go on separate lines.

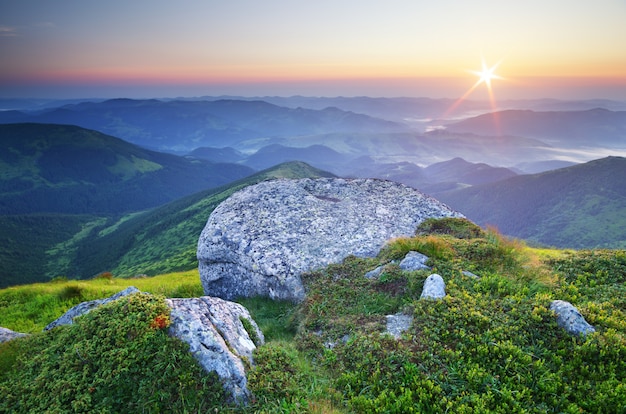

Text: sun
xmin=439 ymin=56 xmax=506 ymax=135
xmin=471 ymin=58 xmax=503 ymax=89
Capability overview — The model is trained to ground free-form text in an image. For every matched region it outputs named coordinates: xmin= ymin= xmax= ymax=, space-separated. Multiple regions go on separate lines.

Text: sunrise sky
xmin=1 ymin=0 xmax=625 ymax=100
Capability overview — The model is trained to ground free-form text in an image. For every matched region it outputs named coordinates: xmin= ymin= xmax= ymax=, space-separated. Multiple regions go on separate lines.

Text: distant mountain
xmin=249 ymin=130 xmax=551 ymax=168
xmin=187 ymin=96 xmax=626 ymax=125
xmin=242 ymin=144 xmax=352 ymax=171
xmin=0 ymin=99 xmax=409 ymax=152
xmin=187 ymin=147 xmax=245 ymax=163
xmin=0 ymin=123 xmax=254 ymax=215
xmin=424 ymin=157 xmax=518 ymax=186
xmin=512 ymin=160 xmax=578 ymax=174
xmin=0 ymin=161 xmax=334 ymax=288
xmin=436 ymin=156 xmax=626 ymax=248
xmin=447 ymin=108 xmax=626 ymax=148
xmin=343 ymin=157 xmax=516 ymax=193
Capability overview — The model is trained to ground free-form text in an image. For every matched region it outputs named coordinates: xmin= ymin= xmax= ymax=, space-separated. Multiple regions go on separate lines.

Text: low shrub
xmin=247 ymin=344 xmax=309 ymax=408
xmin=417 ymin=217 xmax=485 ymax=239
xmin=0 ymin=292 xmax=227 ymax=413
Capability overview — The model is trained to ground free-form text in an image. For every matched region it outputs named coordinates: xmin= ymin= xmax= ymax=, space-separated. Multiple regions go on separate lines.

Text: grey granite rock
xmin=0 ymin=326 xmax=28 ymax=343
xmin=198 ymin=178 xmax=462 ymax=302
xmin=420 ymin=274 xmax=446 ymax=299
xmin=550 ymin=300 xmax=596 ymax=337
xmin=166 ymin=296 xmax=264 ymax=404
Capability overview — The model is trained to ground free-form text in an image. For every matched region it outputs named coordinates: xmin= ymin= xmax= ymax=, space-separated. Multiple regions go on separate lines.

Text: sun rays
xmin=441 ymin=57 xmax=505 ymax=134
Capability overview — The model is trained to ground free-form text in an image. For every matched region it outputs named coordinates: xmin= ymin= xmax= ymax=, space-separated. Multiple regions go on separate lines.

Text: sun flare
xmin=439 ymin=57 xmax=506 ymax=135
xmin=471 ymin=58 xmax=503 ymax=89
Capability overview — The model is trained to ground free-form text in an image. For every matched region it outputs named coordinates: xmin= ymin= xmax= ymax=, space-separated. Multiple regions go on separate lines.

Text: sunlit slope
xmin=0 ymin=161 xmax=334 ymax=288
xmin=437 ymin=156 xmax=626 ymax=248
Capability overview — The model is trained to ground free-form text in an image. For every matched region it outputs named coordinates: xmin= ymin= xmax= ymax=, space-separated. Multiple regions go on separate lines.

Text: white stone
xmin=0 ymin=326 xmax=28 ymax=343
xmin=385 ymin=313 xmax=413 ymax=339
xmin=166 ymin=296 xmax=264 ymax=405
xmin=420 ymin=274 xmax=446 ymax=299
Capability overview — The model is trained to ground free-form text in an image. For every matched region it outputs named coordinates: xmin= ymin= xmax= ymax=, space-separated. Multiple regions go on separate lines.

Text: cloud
xmin=0 ymin=26 xmax=18 ymax=37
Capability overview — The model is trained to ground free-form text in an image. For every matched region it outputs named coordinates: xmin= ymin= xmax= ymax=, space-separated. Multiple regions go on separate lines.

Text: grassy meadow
xmin=1 ymin=218 xmax=625 ymax=412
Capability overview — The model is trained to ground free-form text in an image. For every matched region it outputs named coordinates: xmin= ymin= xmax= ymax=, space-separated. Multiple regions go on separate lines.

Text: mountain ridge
xmin=0 ymin=123 xmax=254 ymax=215
xmin=436 ymin=156 xmax=626 ymax=248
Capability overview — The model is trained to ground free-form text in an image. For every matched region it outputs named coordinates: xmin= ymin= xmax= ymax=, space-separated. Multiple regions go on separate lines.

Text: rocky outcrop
xmin=198 ymin=178 xmax=462 ymax=302
xmin=44 ymin=287 xmax=264 ymax=405
xmin=550 ymin=300 xmax=596 ymax=337
xmin=420 ymin=274 xmax=446 ymax=299
xmin=0 ymin=326 xmax=28 ymax=343
xmin=166 ymin=296 xmax=264 ymax=404
xmin=44 ymin=286 xmax=140 ymax=330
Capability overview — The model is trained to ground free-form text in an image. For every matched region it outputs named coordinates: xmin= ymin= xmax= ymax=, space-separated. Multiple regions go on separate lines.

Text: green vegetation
xmin=438 ymin=156 xmax=626 ymax=249
xmin=0 ymin=160 xmax=333 ymax=288
xmin=0 ymin=270 xmax=202 ymax=333
xmin=0 ymin=293 xmax=226 ymax=413
xmin=1 ymin=218 xmax=624 ymax=412
xmin=0 ymin=123 xmax=253 ymax=216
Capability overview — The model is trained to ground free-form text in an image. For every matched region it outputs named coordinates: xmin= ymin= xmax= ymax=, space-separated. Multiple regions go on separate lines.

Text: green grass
xmin=1 ymin=219 xmax=625 ymax=412
xmin=0 ymin=269 xmax=203 ymax=333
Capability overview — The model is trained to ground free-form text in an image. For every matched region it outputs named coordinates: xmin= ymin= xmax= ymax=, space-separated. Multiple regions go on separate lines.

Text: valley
xmin=1 ymin=96 xmax=625 ymax=289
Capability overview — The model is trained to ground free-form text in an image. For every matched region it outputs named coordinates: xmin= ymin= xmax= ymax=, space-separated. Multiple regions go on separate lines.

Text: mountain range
xmin=0 ymin=99 xmax=407 ymax=153
xmin=437 ymin=156 xmax=626 ymax=249
xmin=0 ymin=123 xmax=253 ymax=215
xmin=1 ymin=120 xmax=623 ymax=289
xmin=3 ymin=97 xmax=625 ymax=172
xmin=1 ymin=95 xmax=626 ymax=288
xmin=447 ymin=108 xmax=626 ymax=148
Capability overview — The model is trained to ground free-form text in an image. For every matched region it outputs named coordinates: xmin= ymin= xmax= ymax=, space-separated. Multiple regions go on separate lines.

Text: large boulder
xmin=198 ymin=177 xmax=463 ymax=302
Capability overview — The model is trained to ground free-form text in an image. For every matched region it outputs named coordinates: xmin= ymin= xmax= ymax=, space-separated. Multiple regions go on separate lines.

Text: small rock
xmin=462 ymin=270 xmax=479 ymax=279
xmin=399 ymin=251 xmax=430 ymax=271
xmin=0 ymin=326 xmax=28 ymax=343
xmin=385 ymin=313 xmax=413 ymax=339
xmin=550 ymin=300 xmax=596 ymax=337
xmin=420 ymin=274 xmax=446 ymax=299
xmin=365 ymin=265 xmax=385 ymax=279
xmin=364 ymin=262 xmax=397 ymax=279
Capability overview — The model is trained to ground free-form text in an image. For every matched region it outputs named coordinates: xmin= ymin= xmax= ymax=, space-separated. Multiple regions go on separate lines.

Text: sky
xmin=1 ymin=0 xmax=626 ymax=100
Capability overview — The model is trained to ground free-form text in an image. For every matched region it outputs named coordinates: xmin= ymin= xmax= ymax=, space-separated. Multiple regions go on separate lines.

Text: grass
xmin=0 ymin=269 xmax=203 ymax=333
xmin=1 ymin=218 xmax=625 ymax=412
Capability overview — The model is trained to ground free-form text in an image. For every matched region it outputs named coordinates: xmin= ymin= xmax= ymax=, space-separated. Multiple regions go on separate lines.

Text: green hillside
xmin=436 ymin=156 xmax=626 ymax=248
xmin=1 ymin=221 xmax=624 ymax=412
xmin=0 ymin=123 xmax=254 ymax=215
xmin=0 ymin=161 xmax=334 ymax=288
